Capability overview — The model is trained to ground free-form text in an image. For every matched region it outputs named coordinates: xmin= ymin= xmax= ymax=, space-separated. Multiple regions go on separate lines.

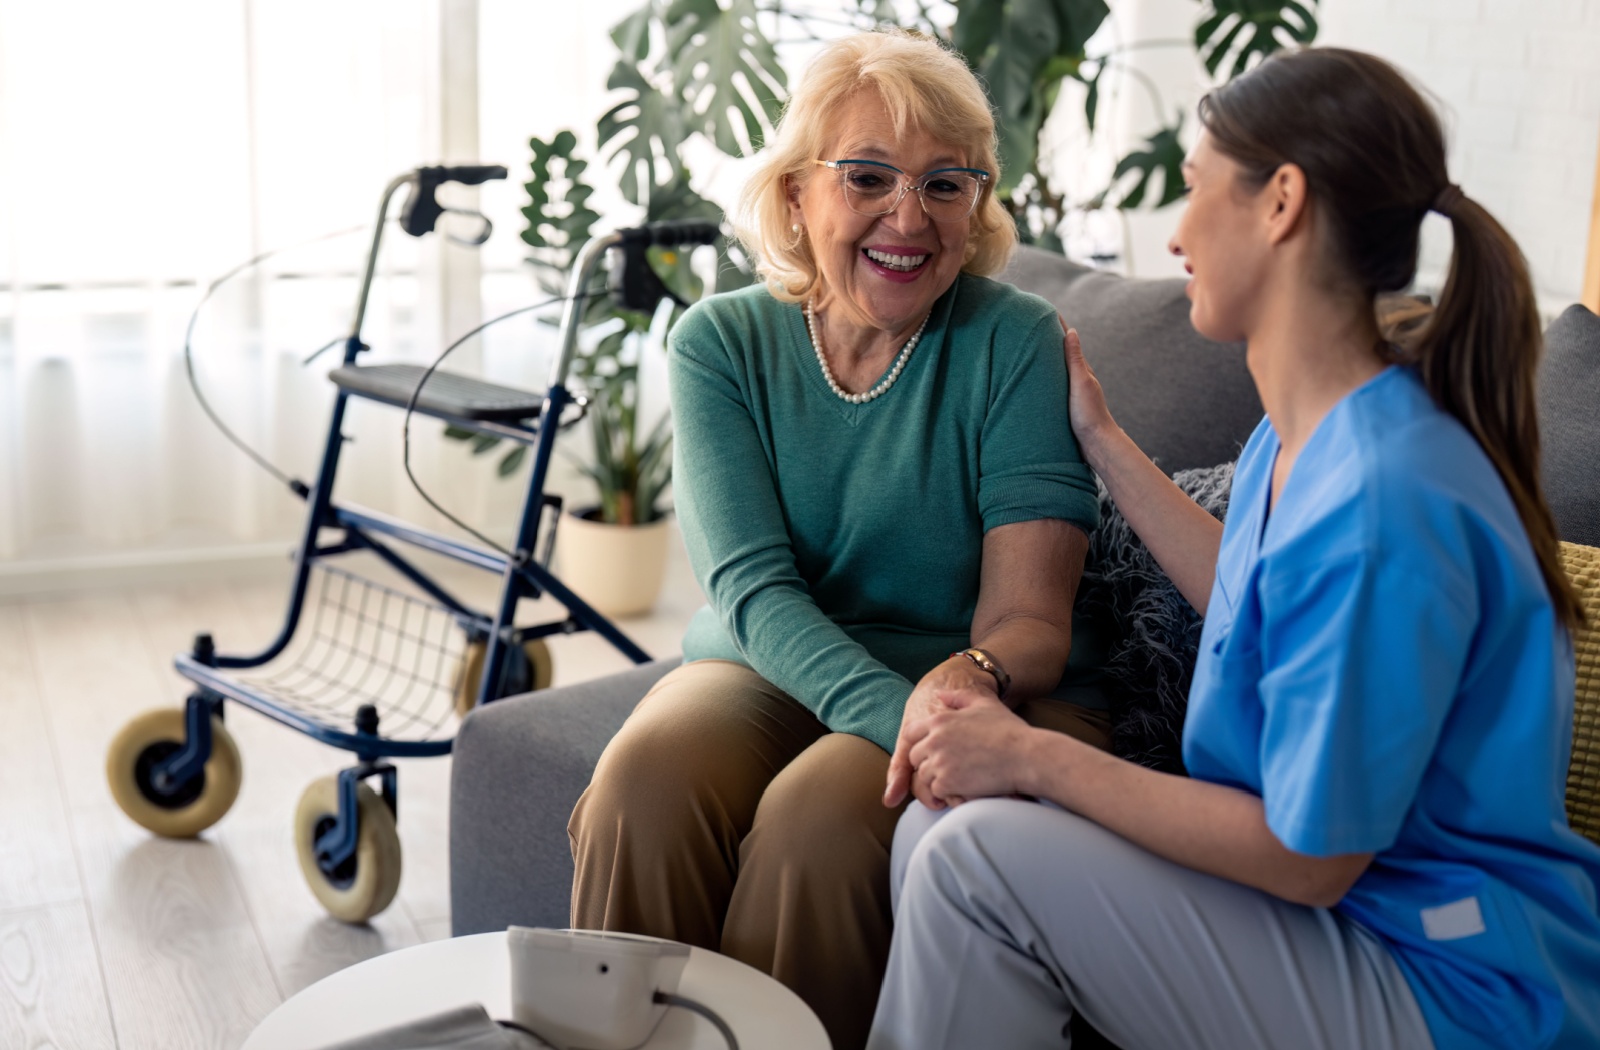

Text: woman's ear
xmin=785 ymin=172 xmax=804 ymax=227
xmin=1263 ymin=163 xmax=1309 ymax=246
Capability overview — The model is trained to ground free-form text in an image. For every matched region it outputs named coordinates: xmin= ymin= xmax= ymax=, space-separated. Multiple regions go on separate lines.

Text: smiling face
xmin=1168 ymin=131 xmax=1278 ymax=343
xmin=788 ymin=90 xmax=973 ymax=341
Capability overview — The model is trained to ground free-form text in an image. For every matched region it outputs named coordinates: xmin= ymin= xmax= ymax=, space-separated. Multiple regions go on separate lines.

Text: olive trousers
xmin=568 ymin=660 xmax=1111 ymax=1050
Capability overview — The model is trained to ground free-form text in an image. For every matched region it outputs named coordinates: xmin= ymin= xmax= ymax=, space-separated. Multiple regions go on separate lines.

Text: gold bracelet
xmin=950 ymin=647 xmax=1011 ymax=699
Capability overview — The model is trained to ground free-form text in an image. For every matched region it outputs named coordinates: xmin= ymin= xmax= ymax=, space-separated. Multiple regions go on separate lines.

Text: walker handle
xmin=400 ymin=165 xmax=508 ymax=238
xmin=621 ymin=221 xmax=722 ymax=248
xmin=433 ymin=164 xmax=508 ymax=186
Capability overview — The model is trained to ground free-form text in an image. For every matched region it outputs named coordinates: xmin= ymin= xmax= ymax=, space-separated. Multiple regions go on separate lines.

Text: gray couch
xmin=450 ymin=246 xmax=1600 ymax=936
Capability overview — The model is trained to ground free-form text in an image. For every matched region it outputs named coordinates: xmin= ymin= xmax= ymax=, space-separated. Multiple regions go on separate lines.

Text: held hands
xmin=903 ymin=702 xmax=1038 ymax=810
xmin=884 ymin=657 xmax=1004 ymax=809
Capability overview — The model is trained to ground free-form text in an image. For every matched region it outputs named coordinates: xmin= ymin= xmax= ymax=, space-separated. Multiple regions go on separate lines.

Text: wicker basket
xmin=1562 ymin=542 xmax=1600 ymax=846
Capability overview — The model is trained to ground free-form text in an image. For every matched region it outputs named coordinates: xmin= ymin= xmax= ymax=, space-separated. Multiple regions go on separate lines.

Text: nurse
xmin=869 ymin=47 xmax=1600 ymax=1050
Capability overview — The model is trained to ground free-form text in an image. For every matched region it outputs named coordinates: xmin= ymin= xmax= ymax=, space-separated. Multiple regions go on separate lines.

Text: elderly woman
xmin=567 ymin=30 xmax=1105 ymax=1049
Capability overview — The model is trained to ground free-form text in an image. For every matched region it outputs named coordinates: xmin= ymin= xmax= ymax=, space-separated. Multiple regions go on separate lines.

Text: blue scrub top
xmin=1184 ymin=366 xmax=1600 ymax=1050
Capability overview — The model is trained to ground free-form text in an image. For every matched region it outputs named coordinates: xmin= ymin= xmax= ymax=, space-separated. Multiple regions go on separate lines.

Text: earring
xmin=789 ymin=223 xmax=805 ymax=249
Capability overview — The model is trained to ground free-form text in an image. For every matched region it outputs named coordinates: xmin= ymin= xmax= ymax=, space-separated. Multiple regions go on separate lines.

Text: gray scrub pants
xmin=867 ymin=799 xmax=1435 ymax=1050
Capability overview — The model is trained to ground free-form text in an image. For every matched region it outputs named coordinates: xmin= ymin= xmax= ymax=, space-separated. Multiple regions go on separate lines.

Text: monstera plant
xmin=454 ymin=0 xmax=1320 ymax=497
xmin=585 ymin=0 xmax=1318 ymax=249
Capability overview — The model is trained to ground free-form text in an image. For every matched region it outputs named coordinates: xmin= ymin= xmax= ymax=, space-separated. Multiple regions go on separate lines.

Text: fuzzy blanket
xmin=1077 ymin=461 xmax=1236 ymax=774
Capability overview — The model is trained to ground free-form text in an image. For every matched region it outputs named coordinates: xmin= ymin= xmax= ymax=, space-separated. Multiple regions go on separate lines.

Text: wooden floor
xmin=0 ymin=543 xmax=702 ymax=1049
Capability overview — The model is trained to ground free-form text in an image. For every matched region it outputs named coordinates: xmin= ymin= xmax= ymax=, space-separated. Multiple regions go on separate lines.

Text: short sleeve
xmin=1256 ymin=550 xmax=1476 ymax=856
xmin=977 ymin=313 xmax=1100 ymax=534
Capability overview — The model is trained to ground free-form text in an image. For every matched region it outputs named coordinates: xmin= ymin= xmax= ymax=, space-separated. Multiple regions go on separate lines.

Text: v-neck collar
xmin=1258 ymin=364 xmax=1401 ymax=547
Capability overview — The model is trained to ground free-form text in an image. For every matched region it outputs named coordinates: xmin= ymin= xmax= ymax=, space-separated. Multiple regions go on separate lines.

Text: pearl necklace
xmin=805 ymin=300 xmax=930 ymax=405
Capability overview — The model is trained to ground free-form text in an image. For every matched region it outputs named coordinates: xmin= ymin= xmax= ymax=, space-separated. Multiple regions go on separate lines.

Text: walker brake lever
xmin=441 ymin=208 xmax=494 ymax=247
xmin=557 ymin=395 xmax=591 ymax=430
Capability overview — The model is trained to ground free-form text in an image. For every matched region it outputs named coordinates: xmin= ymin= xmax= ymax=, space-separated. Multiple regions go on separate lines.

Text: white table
xmin=242 ymin=932 xmax=830 ymax=1050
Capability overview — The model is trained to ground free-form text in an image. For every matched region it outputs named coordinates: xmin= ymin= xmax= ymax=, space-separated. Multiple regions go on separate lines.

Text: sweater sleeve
xmin=978 ymin=310 xmax=1101 ymax=534
xmin=669 ymin=307 xmax=912 ymax=753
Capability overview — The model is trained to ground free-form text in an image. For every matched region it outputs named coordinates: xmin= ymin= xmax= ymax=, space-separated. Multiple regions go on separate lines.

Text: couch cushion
xmin=450 ymin=659 xmax=679 ymax=934
xmin=1539 ymin=305 xmax=1600 ymax=547
xmin=1001 ymin=246 xmax=1263 ymax=474
xmin=1563 ymin=542 xmax=1600 ymax=845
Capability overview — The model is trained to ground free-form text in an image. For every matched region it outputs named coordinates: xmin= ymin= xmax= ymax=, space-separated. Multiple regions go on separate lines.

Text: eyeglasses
xmin=815 ymin=159 xmax=990 ymax=222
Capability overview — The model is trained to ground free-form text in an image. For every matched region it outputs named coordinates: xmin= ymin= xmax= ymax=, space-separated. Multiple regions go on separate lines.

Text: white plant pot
xmin=555 ymin=509 xmax=673 ymax=617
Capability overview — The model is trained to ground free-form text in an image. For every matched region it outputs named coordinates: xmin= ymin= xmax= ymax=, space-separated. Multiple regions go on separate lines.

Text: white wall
xmin=1064 ymin=0 xmax=1600 ymax=309
xmin=1323 ymin=0 xmax=1600 ymax=307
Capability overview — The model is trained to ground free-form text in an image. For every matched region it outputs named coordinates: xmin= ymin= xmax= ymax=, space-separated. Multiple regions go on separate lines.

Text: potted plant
xmin=553 ymin=297 xmax=678 ymax=617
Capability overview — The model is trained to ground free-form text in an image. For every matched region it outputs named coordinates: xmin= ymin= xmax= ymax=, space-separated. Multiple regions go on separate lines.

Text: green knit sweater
xmin=669 ymin=273 xmax=1101 ymax=753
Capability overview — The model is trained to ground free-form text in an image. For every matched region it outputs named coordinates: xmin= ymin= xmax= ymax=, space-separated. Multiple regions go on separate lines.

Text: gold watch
xmin=951 ymin=647 xmax=1011 ymax=699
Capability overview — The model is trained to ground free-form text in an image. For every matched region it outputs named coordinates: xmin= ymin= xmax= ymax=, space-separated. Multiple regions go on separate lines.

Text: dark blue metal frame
xmin=149 ymin=691 xmax=223 ymax=795
xmin=148 ymin=193 xmax=713 ymax=898
xmin=168 ymin=330 xmax=652 ymax=762
xmin=312 ymin=764 xmax=398 ymax=878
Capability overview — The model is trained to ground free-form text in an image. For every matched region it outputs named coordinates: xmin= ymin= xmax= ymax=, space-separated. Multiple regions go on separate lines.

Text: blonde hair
xmin=733 ymin=29 xmax=1016 ymax=302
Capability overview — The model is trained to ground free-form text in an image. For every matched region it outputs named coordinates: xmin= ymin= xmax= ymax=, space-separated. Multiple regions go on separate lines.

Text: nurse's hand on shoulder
xmin=904 ymin=702 xmax=1036 ymax=810
xmin=884 ymin=656 xmax=1005 ymax=809
xmin=1061 ymin=320 xmax=1118 ymax=472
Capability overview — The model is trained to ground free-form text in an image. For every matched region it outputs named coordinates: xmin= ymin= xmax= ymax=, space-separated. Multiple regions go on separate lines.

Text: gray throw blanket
xmin=1078 ymin=461 xmax=1236 ymax=775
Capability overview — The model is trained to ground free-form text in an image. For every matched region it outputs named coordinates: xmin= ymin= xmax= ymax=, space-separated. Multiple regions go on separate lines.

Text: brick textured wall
xmin=1094 ymin=0 xmax=1600 ymax=308
xmin=1320 ymin=0 xmax=1600 ymax=305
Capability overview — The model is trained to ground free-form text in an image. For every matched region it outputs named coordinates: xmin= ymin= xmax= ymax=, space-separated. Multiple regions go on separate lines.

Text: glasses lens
xmin=840 ymin=165 xmax=901 ymax=215
xmin=920 ymin=173 xmax=980 ymax=220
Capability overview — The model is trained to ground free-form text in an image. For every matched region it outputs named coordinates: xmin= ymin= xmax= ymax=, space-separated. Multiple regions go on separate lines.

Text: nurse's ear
xmin=1261 ymin=162 xmax=1311 ymax=247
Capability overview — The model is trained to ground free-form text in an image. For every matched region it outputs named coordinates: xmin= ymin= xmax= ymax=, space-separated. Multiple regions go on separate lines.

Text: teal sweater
xmin=670 ymin=273 xmax=1101 ymax=753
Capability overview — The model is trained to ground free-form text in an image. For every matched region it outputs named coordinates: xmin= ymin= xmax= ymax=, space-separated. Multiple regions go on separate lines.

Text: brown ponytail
xmin=1414 ymin=194 xmax=1581 ymax=628
xmin=1198 ymin=47 xmax=1582 ymax=630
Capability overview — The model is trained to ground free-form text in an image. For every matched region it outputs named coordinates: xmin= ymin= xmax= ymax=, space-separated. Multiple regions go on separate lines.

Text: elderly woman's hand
xmin=883 ymin=657 xmax=1005 ymax=808
xmin=904 ymin=702 xmax=1042 ymax=808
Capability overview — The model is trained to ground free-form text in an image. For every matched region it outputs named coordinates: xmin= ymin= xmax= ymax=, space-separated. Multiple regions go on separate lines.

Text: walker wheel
xmin=293 ymin=776 xmax=402 ymax=924
xmin=453 ymin=638 xmax=554 ymax=718
xmin=105 ymin=708 xmax=241 ymax=838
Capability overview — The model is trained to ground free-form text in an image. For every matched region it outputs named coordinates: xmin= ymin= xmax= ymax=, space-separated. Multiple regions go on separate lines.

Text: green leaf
xmin=497 ymin=445 xmax=527 ymax=477
xmin=952 ymin=0 xmax=1110 ymax=192
xmin=1194 ymin=0 xmax=1320 ymax=81
xmin=521 ymin=130 xmax=602 ymax=268
xmin=1083 ymin=66 xmax=1101 ymax=133
xmin=442 ymin=424 xmax=476 ymax=441
xmin=611 ymin=1 xmax=655 ymax=61
xmin=598 ymin=60 xmax=688 ymax=206
xmin=951 ymin=0 xmax=1004 ymax=62
xmin=469 ymin=433 xmax=502 ymax=456
xmin=662 ymin=0 xmax=786 ymax=155
xmin=1108 ymin=119 xmax=1187 ymax=209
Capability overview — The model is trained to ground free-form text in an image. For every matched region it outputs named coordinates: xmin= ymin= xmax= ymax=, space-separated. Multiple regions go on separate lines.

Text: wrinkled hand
xmin=905 ymin=702 xmax=1037 ymax=809
xmin=1061 ymin=320 xmax=1117 ymax=470
xmin=884 ymin=657 xmax=1003 ymax=808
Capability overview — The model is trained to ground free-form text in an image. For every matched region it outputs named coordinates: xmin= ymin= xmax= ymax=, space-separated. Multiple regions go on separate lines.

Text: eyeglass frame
xmin=814 ymin=158 xmax=992 ymax=222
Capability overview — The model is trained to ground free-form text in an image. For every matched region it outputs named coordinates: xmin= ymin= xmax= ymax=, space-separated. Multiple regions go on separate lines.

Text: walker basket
xmin=235 ymin=562 xmax=475 ymax=745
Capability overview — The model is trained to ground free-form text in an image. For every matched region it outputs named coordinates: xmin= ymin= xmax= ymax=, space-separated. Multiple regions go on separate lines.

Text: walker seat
xmin=330 ymin=363 xmax=548 ymax=422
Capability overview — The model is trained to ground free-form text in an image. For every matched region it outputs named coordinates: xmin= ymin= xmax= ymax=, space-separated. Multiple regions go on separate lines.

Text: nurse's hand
xmin=905 ymin=702 xmax=1039 ymax=808
xmin=1061 ymin=320 xmax=1119 ymax=472
xmin=884 ymin=657 xmax=1004 ymax=809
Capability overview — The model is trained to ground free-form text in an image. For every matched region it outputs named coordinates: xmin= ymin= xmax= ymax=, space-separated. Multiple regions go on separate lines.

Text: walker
xmin=104 ymin=164 xmax=718 ymax=922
